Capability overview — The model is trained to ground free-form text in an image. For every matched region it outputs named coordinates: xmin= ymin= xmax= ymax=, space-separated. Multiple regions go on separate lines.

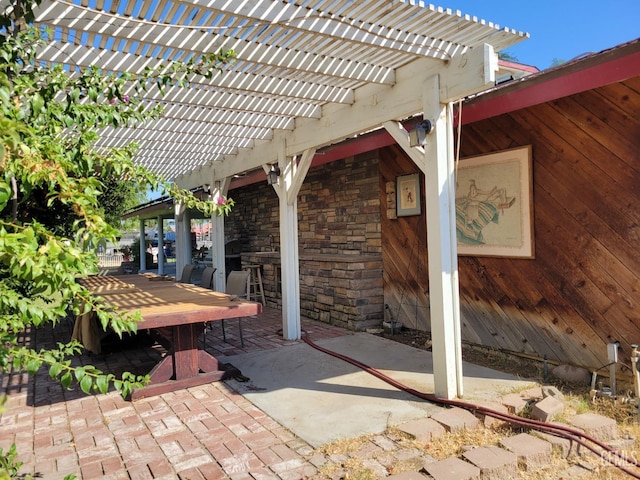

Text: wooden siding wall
xmin=381 ymin=76 xmax=640 ymax=370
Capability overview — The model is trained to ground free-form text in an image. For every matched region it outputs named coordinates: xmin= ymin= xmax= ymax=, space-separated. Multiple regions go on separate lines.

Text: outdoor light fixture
xmin=266 ymin=165 xmax=281 ymax=185
xmin=409 ymin=119 xmax=433 ymax=147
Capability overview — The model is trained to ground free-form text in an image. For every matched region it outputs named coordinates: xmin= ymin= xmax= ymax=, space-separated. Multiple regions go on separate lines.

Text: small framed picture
xmin=396 ymin=173 xmax=421 ymax=216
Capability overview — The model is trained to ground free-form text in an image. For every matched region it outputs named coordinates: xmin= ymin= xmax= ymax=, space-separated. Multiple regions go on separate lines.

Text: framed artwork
xmin=456 ymin=145 xmax=534 ymax=258
xmin=396 ymin=173 xmax=421 ymax=216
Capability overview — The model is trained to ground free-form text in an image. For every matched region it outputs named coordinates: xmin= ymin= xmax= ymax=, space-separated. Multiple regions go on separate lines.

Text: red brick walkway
xmin=1 ymin=308 xmax=350 ymax=479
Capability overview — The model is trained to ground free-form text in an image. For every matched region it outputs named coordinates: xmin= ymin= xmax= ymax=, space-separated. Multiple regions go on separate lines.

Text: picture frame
xmin=396 ymin=173 xmax=421 ymax=216
xmin=455 ymin=145 xmax=534 ymax=258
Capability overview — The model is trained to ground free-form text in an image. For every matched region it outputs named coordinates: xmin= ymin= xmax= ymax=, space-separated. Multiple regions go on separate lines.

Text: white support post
xmin=211 ymin=178 xmax=231 ymax=292
xmin=271 ymin=140 xmax=314 ymax=340
xmin=174 ymin=200 xmax=191 ymax=280
xmin=157 ymin=216 xmax=165 ymax=275
xmin=423 ymin=75 xmax=463 ymax=399
xmin=138 ymin=217 xmax=147 ymax=272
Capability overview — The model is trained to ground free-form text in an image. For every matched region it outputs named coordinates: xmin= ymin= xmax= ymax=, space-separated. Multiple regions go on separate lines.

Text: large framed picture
xmin=396 ymin=173 xmax=421 ymax=216
xmin=456 ymin=146 xmax=534 ymax=258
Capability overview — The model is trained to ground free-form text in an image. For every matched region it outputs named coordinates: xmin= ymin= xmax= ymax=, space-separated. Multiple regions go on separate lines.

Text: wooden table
xmin=78 ymin=274 xmax=262 ymax=400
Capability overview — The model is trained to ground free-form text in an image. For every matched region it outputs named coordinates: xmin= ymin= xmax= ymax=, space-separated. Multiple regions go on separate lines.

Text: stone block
xmin=500 ymin=433 xmax=552 ymax=470
xmin=471 ymin=401 xmax=510 ymax=428
xmin=462 ymin=445 xmax=518 ymax=479
xmin=430 ymin=407 xmax=480 ymax=433
xmin=530 ymin=396 xmax=565 ymax=422
xmin=423 ymin=457 xmax=480 ymax=480
xmin=552 ymin=365 xmax=591 ymax=385
xmin=542 ymin=385 xmax=565 ymax=401
xmin=386 ymin=471 xmax=430 ymax=479
xmin=569 ymin=413 xmax=617 ymax=442
xmin=396 ymin=418 xmax=446 ymax=443
xmin=499 ymin=393 xmax=529 ymax=414
xmin=519 ymin=386 xmax=543 ymax=401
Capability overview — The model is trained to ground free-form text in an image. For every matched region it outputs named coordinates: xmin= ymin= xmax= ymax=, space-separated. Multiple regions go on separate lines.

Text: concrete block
xmin=500 ymin=433 xmax=552 ymax=470
xmin=530 ymin=396 xmax=565 ymax=422
xmin=542 ymin=385 xmax=565 ymax=401
xmin=396 ymin=418 xmax=446 ymax=443
xmin=423 ymin=457 xmax=480 ymax=480
xmin=569 ymin=413 xmax=617 ymax=442
xmin=386 ymin=471 xmax=430 ymax=479
xmin=534 ymin=423 xmax=581 ymax=458
xmin=462 ymin=445 xmax=518 ymax=479
xmin=499 ymin=393 xmax=529 ymax=414
xmin=552 ymin=365 xmax=591 ymax=385
xmin=472 ymin=401 xmax=510 ymax=428
xmin=519 ymin=386 xmax=543 ymax=401
xmin=430 ymin=407 xmax=480 ymax=433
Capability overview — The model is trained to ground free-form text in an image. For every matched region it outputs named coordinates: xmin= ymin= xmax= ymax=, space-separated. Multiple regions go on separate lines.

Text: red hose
xmin=301 ymin=332 xmax=640 ymax=478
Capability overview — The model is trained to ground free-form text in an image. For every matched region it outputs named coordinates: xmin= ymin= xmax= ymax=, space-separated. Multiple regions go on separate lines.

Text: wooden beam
xmin=177 ymin=44 xmax=496 ymax=189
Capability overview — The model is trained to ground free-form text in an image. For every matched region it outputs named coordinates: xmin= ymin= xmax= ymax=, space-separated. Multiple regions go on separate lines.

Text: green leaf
xmin=0 ymin=179 xmax=11 ymax=212
xmin=96 ymin=375 xmax=109 ymax=394
xmin=31 ymin=92 xmax=45 ymax=114
xmin=48 ymin=363 xmax=62 ymax=379
xmin=79 ymin=375 xmax=92 ymax=394
xmin=61 ymin=372 xmax=72 ymax=389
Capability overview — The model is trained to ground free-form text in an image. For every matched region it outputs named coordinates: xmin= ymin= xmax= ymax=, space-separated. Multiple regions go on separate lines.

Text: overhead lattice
xmin=10 ymin=0 xmax=527 ymax=181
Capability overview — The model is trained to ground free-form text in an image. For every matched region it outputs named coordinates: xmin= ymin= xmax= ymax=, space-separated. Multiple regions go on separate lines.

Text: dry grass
xmin=312 ymin=333 xmax=640 ymax=479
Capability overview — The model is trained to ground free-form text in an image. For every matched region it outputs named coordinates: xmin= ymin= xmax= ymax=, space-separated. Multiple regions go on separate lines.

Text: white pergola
xmin=24 ymin=0 xmax=527 ymax=399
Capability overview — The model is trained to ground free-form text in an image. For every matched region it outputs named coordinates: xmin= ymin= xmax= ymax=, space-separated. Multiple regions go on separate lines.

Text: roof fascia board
xmin=461 ymin=40 xmax=640 ymax=125
xmin=177 ymin=44 xmax=496 ymax=189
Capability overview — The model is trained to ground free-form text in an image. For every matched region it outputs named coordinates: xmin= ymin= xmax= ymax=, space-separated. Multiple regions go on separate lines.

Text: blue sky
xmin=440 ymin=1 xmax=640 ymax=69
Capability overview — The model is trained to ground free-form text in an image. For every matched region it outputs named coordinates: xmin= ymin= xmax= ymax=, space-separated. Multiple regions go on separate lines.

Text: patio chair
xmin=221 ymin=270 xmax=251 ymax=347
xmin=178 ymin=263 xmax=195 ymax=283
xmin=199 ymin=266 xmax=217 ymax=289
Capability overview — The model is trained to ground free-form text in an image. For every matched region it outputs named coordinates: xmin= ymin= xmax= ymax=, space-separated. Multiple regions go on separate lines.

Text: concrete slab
xmin=220 ymin=333 xmax=534 ymax=447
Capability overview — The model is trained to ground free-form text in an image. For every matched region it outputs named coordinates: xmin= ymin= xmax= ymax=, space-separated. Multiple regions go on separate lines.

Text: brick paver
xmin=0 ymin=306 xmax=629 ymax=479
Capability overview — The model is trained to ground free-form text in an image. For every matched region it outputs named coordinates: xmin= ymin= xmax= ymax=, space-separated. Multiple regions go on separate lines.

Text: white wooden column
xmin=157 ymin=216 xmax=165 ymax=275
xmin=269 ymin=140 xmax=314 ymax=340
xmin=423 ymin=75 xmax=463 ymax=400
xmin=211 ymin=178 xmax=231 ymax=292
xmin=174 ymin=200 xmax=191 ymax=280
xmin=383 ymin=44 xmax=497 ymax=400
xmin=138 ymin=217 xmax=147 ymax=272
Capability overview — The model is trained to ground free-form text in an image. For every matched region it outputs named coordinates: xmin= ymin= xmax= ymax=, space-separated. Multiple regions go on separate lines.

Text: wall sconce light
xmin=266 ymin=165 xmax=280 ymax=185
xmin=409 ymin=119 xmax=433 ymax=147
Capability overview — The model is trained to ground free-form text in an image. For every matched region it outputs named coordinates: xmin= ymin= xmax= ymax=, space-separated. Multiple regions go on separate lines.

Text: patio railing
xmin=97 ymin=253 xmax=124 ymax=268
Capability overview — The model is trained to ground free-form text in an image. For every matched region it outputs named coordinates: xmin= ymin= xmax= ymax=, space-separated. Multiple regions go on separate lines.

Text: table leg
xmin=131 ymin=322 xmax=240 ymax=400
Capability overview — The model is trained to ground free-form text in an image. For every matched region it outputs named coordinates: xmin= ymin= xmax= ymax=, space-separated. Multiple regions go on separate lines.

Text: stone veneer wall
xmin=227 ymin=150 xmax=384 ymax=330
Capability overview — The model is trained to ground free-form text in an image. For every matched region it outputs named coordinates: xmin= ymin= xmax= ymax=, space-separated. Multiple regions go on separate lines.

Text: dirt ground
xmin=377 ymin=327 xmax=546 ymax=380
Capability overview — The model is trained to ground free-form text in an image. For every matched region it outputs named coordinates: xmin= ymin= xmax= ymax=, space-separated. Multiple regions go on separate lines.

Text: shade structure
xmin=10 ymin=0 xmax=528 ymax=186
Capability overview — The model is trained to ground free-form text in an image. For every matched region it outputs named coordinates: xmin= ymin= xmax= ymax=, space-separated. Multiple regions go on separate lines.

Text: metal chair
xmin=221 ymin=270 xmax=251 ymax=347
xmin=199 ymin=266 xmax=217 ymax=289
xmin=178 ymin=263 xmax=195 ymax=283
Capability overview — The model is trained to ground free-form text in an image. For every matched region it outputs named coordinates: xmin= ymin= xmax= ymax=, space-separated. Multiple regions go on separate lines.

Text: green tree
xmin=0 ymin=1 xmax=234 ymax=475
xmin=498 ymin=51 xmax=518 ymax=62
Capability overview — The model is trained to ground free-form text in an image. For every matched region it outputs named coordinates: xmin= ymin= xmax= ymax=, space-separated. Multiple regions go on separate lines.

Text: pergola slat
xmin=18 ymin=0 xmax=527 ymax=180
